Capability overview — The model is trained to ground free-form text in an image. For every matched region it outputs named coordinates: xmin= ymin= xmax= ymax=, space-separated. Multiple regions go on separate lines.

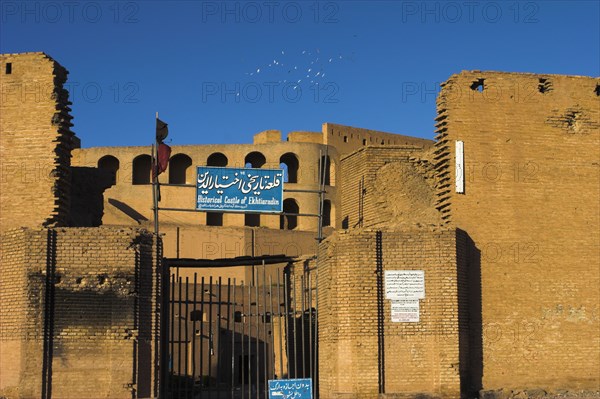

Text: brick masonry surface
xmin=435 ymin=71 xmax=600 ymax=391
xmin=0 ymin=227 xmax=160 ymax=399
xmin=0 ymin=52 xmax=76 ymax=234
xmin=317 ymin=227 xmax=469 ymax=399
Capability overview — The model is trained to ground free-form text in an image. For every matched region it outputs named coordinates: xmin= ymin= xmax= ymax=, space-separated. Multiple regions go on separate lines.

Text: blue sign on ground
xmin=196 ymin=166 xmax=284 ymax=213
xmin=268 ymin=378 xmax=313 ymax=399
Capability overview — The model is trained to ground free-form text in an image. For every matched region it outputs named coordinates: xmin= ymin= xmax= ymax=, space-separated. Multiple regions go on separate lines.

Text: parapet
xmin=287 ymin=131 xmax=322 ymax=144
xmin=253 ymin=129 xmax=281 ymax=144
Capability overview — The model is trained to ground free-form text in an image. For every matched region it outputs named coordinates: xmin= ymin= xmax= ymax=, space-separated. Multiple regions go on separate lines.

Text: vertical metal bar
xmin=292 ymin=272 xmax=298 ymax=379
xmin=208 ymin=276 xmax=214 ymax=391
xmin=255 ymin=276 xmax=260 ymax=396
xmin=301 ymin=274 xmax=306 ymax=378
xmin=241 ymin=281 xmax=245 ymax=399
xmin=247 ymin=280 xmax=251 ymax=399
xmin=217 ymin=277 xmax=223 ymax=388
xmin=269 ymin=275 xmax=275 ymax=382
xmin=314 ymin=267 xmax=319 ymax=398
xmin=184 ymin=277 xmax=190 ymax=398
xmin=231 ymin=279 xmax=236 ymax=399
xmin=200 ymin=277 xmax=205 ymax=396
xmin=308 ymin=271 xmax=313 ymax=383
xmin=178 ymin=277 xmax=183 ymax=396
xmin=262 ymin=263 xmax=268 ymax=399
xmin=276 ymin=271 xmax=283 ymax=379
xmin=192 ymin=274 xmax=198 ymax=398
xmin=170 ymin=274 xmax=175 ymax=395
xmin=225 ymin=278 xmax=231 ymax=398
xmin=283 ymin=270 xmax=291 ymax=379
xmin=151 ymin=142 xmax=158 ymax=236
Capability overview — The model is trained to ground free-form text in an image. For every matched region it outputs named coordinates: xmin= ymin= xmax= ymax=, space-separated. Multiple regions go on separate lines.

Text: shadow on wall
xmin=108 ymin=198 xmax=149 ymax=225
xmin=457 ymin=230 xmax=483 ymax=397
xmin=69 ymin=167 xmax=114 ymax=227
xmin=38 ymin=229 xmax=156 ymax=399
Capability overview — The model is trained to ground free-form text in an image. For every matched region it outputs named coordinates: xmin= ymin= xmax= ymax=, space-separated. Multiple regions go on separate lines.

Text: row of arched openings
xmin=97 ymin=151 xmax=332 ymax=186
xmin=98 ymin=152 xmax=333 ymax=229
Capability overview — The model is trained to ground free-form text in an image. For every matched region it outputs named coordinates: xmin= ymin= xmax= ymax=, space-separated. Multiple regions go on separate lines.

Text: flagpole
xmin=152 ymin=111 xmax=160 ymax=237
xmin=152 ymin=111 xmax=163 ymax=399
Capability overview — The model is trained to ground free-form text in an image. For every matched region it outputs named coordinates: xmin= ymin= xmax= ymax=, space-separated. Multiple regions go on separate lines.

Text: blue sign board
xmin=196 ymin=166 xmax=284 ymax=213
xmin=268 ymin=378 xmax=313 ymax=399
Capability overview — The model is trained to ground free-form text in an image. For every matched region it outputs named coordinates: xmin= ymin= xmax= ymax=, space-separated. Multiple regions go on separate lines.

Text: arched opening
xmin=319 ymin=155 xmax=335 ymax=186
xmin=132 ymin=154 xmax=152 ymax=185
xmin=98 ymin=155 xmax=119 ymax=185
xmin=279 ymin=152 xmax=299 ymax=183
xmin=244 ymin=151 xmax=266 ymax=168
xmin=207 ymin=152 xmax=228 ymax=167
xmin=280 ymin=198 xmax=299 ymax=230
xmin=169 ymin=153 xmax=193 ymax=184
xmin=323 ymin=200 xmax=332 ymax=227
xmin=206 ymin=212 xmax=223 ymax=226
xmin=245 ymin=213 xmax=260 ymax=227
xmin=234 ymin=311 xmax=243 ymax=323
xmin=205 ymin=153 xmax=226 ymax=225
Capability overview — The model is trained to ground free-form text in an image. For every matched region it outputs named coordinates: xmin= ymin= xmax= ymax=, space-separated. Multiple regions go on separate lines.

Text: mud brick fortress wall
xmin=0 ymin=227 xmax=160 ymax=399
xmin=0 ymin=53 xmax=162 ymax=399
xmin=318 ymin=228 xmax=471 ymax=398
xmin=318 ymin=72 xmax=599 ymax=398
xmin=434 ymin=72 xmax=599 ymax=391
xmin=0 ymin=52 xmax=76 ymax=234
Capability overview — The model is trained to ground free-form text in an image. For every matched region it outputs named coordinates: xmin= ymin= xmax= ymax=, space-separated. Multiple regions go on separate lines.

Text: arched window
xmin=245 ymin=152 xmax=266 ymax=168
xmin=169 ymin=153 xmax=192 ymax=184
xmin=207 ymin=152 xmax=228 ymax=167
xmin=280 ymin=198 xmax=299 ymax=230
xmin=323 ymin=200 xmax=332 ymax=227
xmin=205 ymin=154 xmax=226 ymax=225
xmin=319 ymin=155 xmax=334 ymax=186
xmin=245 ymin=213 xmax=260 ymax=227
xmin=132 ymin=154 xmax=152 ymax=185
xmin=98 ymin=155 xmax=119 ymax=185
xmin=279 ymin=153 xmax=299 ymax=183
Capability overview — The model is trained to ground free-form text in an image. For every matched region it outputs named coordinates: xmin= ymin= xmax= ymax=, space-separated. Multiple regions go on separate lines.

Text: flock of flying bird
xmin=242 ymin=48 xmax=354 ymax=91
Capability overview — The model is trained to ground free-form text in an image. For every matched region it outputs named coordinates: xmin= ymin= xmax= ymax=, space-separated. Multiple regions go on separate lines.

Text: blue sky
xmin=1 ymin=1 xmax=598 ymax=147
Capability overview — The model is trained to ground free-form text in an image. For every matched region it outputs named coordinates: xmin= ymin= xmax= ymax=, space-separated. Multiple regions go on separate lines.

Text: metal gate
xmin=162 ymin=258 xmax=318 ymax=399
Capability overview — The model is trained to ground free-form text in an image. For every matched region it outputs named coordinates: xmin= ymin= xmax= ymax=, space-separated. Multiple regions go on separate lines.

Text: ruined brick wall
xmin=436 ymin=71 xmax=600 ymax=391
xmin=0 ymin=52 xmax=76 ymax=233
xmin=0 ymin=227 xmax=160 ymax=399
xmin=318 ymin=228 xmax=467 ymax=399
xmin=340 ymin=146 xmax=440 ymax=230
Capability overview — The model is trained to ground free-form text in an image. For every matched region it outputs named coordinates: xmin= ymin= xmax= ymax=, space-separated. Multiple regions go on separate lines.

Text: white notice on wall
xmin=391 ymin=300 xmax=420 ymax=322
xmin=384 ymin=270 xmax=425 ymax=300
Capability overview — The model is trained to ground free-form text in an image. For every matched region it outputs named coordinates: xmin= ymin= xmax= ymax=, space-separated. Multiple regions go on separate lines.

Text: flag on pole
xmin=156 ymin=118 xmax=169 ymax=143
xmin=153 ymin=142 xmax=172 ymax=179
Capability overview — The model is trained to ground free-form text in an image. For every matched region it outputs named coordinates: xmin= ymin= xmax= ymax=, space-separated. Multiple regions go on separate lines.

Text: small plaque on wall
xmin=391 ymin=300 xmax=420 ymax=323
xmin=384 ymin=270 xmax=425 ymax=300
